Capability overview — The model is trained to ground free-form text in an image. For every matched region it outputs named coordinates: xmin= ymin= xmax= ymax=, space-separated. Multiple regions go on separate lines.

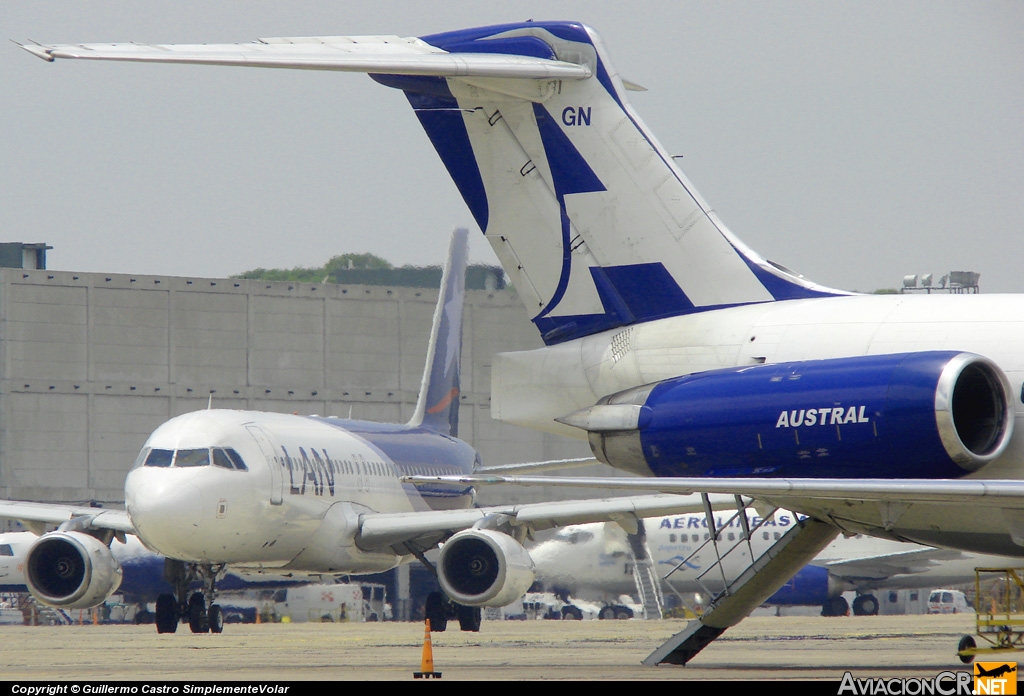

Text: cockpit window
xmin=224 ymin=448 xmax=249 ymax=471
xmin=212 ymin=449 xmax=234 ymax=469
xmin=139 ymin=446 xmax=248 ymax=471
xmin=174 ymin=449 xmax=210 ymax=467
xmin=212 ymin=448 xmax=248 ymax=471
xmin=144 ymin=449 xmax=174 ymax=468
xmin=0 ymin=544 xmax=12 ymax=557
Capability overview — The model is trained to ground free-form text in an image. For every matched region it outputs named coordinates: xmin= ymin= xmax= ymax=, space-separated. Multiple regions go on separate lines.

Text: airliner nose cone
xmin=127 ymin=477 xmax=204 ymax=557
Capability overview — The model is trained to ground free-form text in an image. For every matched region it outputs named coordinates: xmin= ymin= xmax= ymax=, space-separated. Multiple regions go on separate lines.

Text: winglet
xmin=408 ymin=228 xmax=469 ymax=436
xmin=15 ymin=41 xmax=55 ymax=62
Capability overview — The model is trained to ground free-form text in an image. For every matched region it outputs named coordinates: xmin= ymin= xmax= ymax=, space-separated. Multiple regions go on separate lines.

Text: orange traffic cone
xmin=413 ymin=619 xmax=442 ymax=679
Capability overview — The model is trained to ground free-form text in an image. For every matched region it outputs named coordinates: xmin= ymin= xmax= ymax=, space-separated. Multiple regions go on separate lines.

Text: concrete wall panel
xmin=3 ymin=393 xmax=88 ymax=496
xmin=7 ymin=284 xmax=88 ymax=381
xmin=172 ymin=291 xmax=248 ymax=385
xmin=0 ymin=269 xmax=597 ymax=505
xmin=250 ymin=295 xmax=324 ymax=388
xmin=91 ymin=288 xmax=169 ymax=383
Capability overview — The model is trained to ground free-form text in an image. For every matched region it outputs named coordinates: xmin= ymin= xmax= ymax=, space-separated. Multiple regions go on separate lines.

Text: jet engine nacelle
xmin=564 ymin=351 xmax=1013 ymax=479
xmin=437 ymin=529 xmax=535 ymax=607
xmin=765 ymin=565 xmax=831 ymax=607
xmin=25 ymin=531 xmax=123 ymax=609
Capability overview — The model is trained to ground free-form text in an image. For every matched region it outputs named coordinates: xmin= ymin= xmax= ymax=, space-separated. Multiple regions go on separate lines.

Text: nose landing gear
xmin=154 ymin=559 xmax=226 ymax=634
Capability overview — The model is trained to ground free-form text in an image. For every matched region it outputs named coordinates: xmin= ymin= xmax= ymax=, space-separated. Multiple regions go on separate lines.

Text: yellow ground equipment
xmin=957 ymin=568 xmax=1024 ymax=664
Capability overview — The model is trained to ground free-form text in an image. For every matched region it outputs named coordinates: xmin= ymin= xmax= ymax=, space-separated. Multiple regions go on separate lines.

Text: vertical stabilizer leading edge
xmin=408 ymin=227 xmax=469 ymax=436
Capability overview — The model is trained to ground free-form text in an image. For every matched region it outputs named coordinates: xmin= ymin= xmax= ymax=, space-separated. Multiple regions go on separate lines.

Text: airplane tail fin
xmin=32 ymin=22 xmax=844 ymax=346
xmin=408 ymin=227 xmax=469 ymax=436
xmin=375 ymin=22 xmax=845 ymax=345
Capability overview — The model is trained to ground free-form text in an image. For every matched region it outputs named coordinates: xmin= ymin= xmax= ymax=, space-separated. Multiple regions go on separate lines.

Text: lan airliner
xmin=0 ymin=228 xmax=707 ymax=635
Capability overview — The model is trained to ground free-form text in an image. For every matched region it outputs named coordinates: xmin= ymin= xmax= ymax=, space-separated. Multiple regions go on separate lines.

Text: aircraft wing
xmin=0 ymin=499 xmax=134 ymax=536
xmin=357 ymin=493 xmax=730 ymax=550
xmin=820 ymin=547 xmax=966 ymax=581
xmin=474 ymin=456 xmax=598 ymax=476
xmin=17 ymin=37 xmax=591 ymax=80
xmin=400 ymin=474 xmax=1024 ymax=552
xmin=402 ymin=475 xmax=1024 ymax=507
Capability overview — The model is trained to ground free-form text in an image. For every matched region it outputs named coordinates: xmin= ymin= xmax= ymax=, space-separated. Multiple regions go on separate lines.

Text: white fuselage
xmin=531 ymin=513 xmax=1017 ymax=604
xmin=124 ymin=409 xmax=474 ymax=573
xmin=494 ymin=293 xmax=1024 ymax=555
xmin=496 ymin=294 xmax=1024 ymax=456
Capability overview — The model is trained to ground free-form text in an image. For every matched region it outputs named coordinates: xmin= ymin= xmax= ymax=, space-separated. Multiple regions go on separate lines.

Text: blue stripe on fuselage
xmin=311 ymin=417 xmax=475 ymax=506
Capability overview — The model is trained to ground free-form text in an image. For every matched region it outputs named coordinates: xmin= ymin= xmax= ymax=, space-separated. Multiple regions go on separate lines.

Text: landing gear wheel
xmin=958 ymin=635 xmax=976 ymax=664
xmin=599 ymin=606 xmax=616 ymax=620
xmin=561 ymin=605 xmax=583 ymax=620
xmin=853 ymin=594 xmax=879 ymax=616
xmin=155 ymin=594 xmax=178 ymax=634
xmin=457 ymin=604 xmax=481 ymax=632
xmin=188 ymin=592 xmax=209 ymax=634
xmin=822 ymin=596 xmax=850 ymax=617
xmin=209 ymin=605 xmax=224 ymax=634
xmin=614 ymin=606 xmax=633 ymax=620
xmin=424 ymin=592 xmax=448 ymax=633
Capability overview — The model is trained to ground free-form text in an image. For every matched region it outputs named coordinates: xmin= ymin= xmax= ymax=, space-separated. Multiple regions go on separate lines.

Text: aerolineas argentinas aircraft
xmin=0 ymin=229 xmax=704 ymax=635
xmin=531 ymin=512 xmax=1019 ymax=619
xmin=18 ymin=22 xmax=1024 ymax=660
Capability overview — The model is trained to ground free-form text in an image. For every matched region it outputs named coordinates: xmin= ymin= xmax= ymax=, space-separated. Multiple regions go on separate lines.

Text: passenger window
xmin=145 ymin=449 xmax=174 ymax=467
xmin=175 ymin=449 xmax=210 ymax=467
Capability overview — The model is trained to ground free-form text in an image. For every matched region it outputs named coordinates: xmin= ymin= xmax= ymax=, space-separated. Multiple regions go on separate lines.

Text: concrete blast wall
xmin=0 ymin=268 xmax=595 ymax=504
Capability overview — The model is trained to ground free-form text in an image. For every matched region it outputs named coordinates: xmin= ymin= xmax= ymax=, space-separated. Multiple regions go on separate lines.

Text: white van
xmin=927 ymin=589 xmax=971 ymax=614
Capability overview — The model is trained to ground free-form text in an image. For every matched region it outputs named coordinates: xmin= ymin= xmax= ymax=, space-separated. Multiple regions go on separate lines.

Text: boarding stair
xmin=643 ymin=496 xmax=838 ymax=666
xmin=15 ymin=593 xmax=72 ymax=625
xmin=625 ymin=519 xmax=664 ymax=619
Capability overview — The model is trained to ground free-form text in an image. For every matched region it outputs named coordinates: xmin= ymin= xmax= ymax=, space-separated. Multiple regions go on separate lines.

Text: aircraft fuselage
xmin=494 ymin=293 xmax=1024 ymax=555
xmin=125 ymin=409 xmax=476 ymax=571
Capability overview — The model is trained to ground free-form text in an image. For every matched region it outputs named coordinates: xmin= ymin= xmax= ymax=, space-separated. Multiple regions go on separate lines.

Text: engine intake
xmin=437 ymin=529 xmax=535 ymax=607
xmin=565 ymin=351 xmax=1013 ymax=479
xmin=25 ymin=532 xmax=123 ymax=609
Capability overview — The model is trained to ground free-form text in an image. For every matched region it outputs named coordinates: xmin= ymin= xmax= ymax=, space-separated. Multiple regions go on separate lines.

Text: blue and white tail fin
xmin=376 ymin=22 xmax=844 ymax=345
xmin=29 ymin=22 xmax=844 ymax=347
xmin=408 ymin=227 xmax=469 ymax=436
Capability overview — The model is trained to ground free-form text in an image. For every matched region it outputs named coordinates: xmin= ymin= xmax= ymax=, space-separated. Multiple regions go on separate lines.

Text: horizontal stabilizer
xmin=18 ymin=36 xmax=591 ymax=80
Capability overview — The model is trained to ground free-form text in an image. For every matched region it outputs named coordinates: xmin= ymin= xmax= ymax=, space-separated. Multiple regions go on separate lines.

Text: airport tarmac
xmin=0 ymin=614 xmax=989 ymax=682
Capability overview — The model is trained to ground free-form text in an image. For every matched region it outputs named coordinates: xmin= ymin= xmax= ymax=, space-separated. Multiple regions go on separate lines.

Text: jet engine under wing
xmin=356 ymin=493 xmax=732 ymax=551
xmin=18 ymin=37 xmax=592 ymax=80
xmin=0 ymin=500 xmax=133 ymax=536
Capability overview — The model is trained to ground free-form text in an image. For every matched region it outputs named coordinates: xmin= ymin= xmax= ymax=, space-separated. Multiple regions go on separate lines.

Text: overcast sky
xmin=3 ymin=1 xmax=1022 ymax=293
